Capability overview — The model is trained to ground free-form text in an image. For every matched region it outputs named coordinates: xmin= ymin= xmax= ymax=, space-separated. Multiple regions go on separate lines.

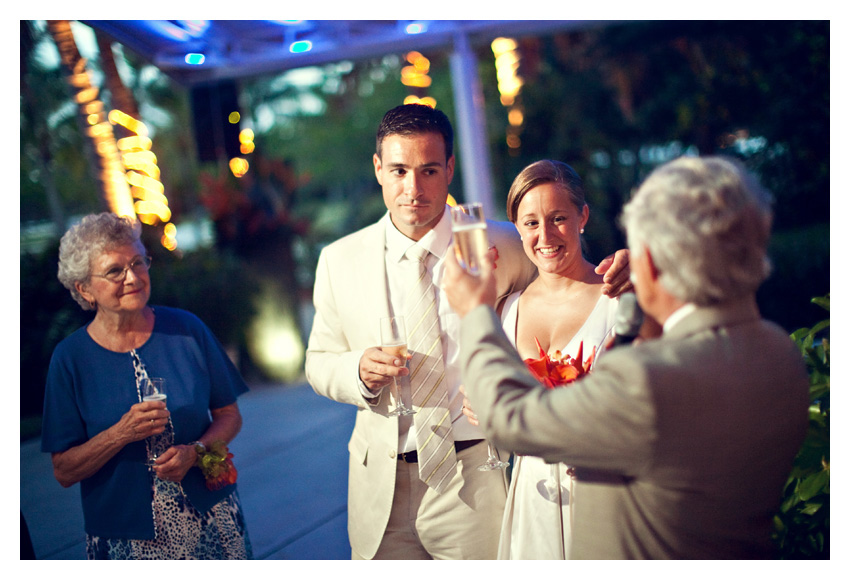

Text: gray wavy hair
xmin=621 ymin=156 xmax=773 ymax=306
xmin=57 ymin=213 xmax=143 ymax=310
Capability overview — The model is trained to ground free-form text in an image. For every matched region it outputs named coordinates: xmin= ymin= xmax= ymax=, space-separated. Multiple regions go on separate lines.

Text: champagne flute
xmin=142 ymin=377 xmax=166 ymax=403
xmin=379 ymin=316 xmax=416 ymax=417
xmin=478 ymin=442 xmax=509 ymax=471
xmin=451 ymin=203 xmax=488 ymax=275
xmin=142 ymin=377 xmax=167 ymax=467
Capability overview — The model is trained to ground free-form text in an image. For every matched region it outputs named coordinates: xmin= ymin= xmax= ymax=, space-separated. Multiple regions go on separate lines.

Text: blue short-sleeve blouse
xmin=41 ymin=306 xmax=249 ymax=540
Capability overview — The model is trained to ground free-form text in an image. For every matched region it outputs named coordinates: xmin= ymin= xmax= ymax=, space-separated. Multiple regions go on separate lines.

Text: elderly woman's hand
xmin=152 ymin=445 xmax=198 ymax=483
xmin=116 ymin=400 xmax=170 ymax=444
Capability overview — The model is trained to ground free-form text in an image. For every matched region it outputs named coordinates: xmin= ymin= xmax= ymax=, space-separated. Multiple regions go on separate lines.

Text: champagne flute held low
xmin=142 ymin=377 xmax=167 ymax=467
xmin=379 ymin=316 xmax=416 ymax=417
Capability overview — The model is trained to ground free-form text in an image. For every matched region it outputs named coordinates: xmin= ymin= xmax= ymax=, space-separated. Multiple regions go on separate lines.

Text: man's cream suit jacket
xmin=305 ymin=211 xmax=536 ymax=559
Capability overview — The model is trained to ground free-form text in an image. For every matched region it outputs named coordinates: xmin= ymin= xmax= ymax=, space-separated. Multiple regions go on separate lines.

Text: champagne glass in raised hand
xmin=451 ymin=203 xmax=489 ymax=276
xmin=379 ymin=316 xmax=416 ymax=417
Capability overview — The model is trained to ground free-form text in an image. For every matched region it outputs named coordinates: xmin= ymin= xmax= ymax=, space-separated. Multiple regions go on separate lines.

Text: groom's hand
xmin=359 ymin=347 xmax=410 ymax=393
xmin=597 ymin=249 xmax=633 ymax=297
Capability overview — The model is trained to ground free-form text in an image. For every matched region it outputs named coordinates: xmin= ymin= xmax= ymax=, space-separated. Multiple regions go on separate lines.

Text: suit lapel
xmin=354 ymin=218 xmax=393 ymax=328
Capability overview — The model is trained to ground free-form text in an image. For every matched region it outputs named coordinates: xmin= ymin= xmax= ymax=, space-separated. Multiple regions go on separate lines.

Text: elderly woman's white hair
xmin=620 ymin=156 xmax=773 ymax=306
xmin=57 ymin=213 xmax=144 ymax=310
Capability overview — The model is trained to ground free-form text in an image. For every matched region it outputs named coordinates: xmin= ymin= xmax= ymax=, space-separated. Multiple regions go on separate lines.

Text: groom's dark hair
xmin=375 ymin=104 xmax=454 ymax=161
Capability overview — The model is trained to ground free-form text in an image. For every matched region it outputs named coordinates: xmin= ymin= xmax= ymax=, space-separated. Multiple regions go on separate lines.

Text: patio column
xmin=449 ymin=32 xmax=496 ymax=218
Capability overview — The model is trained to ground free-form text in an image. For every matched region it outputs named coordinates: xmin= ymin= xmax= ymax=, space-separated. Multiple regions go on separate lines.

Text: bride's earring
xmin=580 ymin=228 xmax=585 ymax=234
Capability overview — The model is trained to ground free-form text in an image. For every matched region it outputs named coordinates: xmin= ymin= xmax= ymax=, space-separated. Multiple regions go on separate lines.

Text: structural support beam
xmin=449 ymin=32 xmax=496 ymax=218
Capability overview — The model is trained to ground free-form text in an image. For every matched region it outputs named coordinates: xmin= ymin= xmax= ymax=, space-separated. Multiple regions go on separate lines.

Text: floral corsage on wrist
xmin=524 ymin=338 xmax=595 ymax=388
xmin=194 ymin=441 xmax=238 ymax=490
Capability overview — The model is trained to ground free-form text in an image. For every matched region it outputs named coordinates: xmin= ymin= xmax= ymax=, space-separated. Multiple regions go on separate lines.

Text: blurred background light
xmin=289 ymin=40 xmax=312 ymax=54
xmin=176 ymin=20 xmax=209 ymax=37
xmin=405 ymin=22 xmax=427 ymax=34
xmin=185 ymin=53 xmax=205 ymax=65
xmin=229 ymin=157 xmax=249 ymax=177
xmin=247 ymin=281 xmax=305 ymax=382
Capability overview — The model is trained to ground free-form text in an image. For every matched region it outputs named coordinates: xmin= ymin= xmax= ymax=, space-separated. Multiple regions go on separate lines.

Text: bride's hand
xmin=459 ymin=385 xmax=479 ymax=426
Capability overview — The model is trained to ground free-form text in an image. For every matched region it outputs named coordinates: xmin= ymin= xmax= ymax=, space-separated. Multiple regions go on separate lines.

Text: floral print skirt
xmin=86 ymin=477 xmax=252 ymax=560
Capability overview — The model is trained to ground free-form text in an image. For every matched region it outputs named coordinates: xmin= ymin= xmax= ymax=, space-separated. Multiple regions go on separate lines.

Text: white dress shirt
xmin=361 ymin=207 xmax=484 ymax=452
xmin=663 ymin=303 xmax=698 ymax=334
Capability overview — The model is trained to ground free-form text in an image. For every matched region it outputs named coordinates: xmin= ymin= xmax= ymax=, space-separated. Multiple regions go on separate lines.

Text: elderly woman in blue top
xmin=41 ymin=212 xmax=252 ymax=559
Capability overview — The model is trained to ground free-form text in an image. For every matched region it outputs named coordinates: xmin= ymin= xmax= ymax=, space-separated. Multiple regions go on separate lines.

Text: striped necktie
xmin=404 ymin=244 xmax=456 ymax=493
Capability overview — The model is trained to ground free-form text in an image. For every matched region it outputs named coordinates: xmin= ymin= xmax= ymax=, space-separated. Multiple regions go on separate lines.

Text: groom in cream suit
xmin=305 ymin=104 xmax=631 ymax=559
xmin=444 ymin=156 xmax=810 ymax=559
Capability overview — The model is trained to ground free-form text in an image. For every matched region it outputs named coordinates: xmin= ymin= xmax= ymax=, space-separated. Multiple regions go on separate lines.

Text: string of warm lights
xmin=48 ymin=20 xmax=137 ymax=221
xmin=401 ymin=51 xmax=436 ymax=108
xmin=109 ymin=109 xmax=177 ymax=251
xmin=229 ymin=124 xmax=255 ymax=179
xmin=491 ymin=37 xmax=524 ymax=154
xmin=227 ymin=109 xmax=253 ymax=178
xmin=46 ymin=21 xmax=179 ymax=251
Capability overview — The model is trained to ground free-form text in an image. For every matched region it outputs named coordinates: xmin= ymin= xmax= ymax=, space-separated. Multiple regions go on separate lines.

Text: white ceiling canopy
xmin=83 ymin=20 xmax=610 ymax=86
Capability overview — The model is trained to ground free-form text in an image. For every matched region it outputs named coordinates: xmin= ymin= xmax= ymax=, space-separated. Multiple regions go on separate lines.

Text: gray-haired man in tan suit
xmin=444 ymin=156 xmax=809 ymax=559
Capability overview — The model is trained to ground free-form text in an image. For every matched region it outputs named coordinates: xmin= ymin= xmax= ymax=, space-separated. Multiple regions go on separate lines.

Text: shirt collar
xmin=384 ymin=205 xmax=453 ymax=263
xmin=663 ymin=303 xmax=698 ymax=334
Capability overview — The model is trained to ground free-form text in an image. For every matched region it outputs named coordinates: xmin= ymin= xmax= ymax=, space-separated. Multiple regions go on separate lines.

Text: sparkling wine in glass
xmin=451 ymin=203 xmax=489 ymax=276
xmin=142 ymin=377 xmax=167 ymax=466
xmin=142 ymin=377 xmax=166 ymax=403
xmin=380 ymin=316 xmax=416 ymax=417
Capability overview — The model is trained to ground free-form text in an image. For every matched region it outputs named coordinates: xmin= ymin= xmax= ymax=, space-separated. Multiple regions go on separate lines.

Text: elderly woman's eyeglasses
xmin=92 ymin=256 xmax=152 ymax=283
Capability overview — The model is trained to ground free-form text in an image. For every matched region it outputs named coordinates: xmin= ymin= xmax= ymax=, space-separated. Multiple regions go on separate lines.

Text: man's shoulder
xmin=486 ymin=218 xmax=518 ymax=235
xmin=321 ymin=220 xmax=384 ymax=256
xmin=486 ymin=219 xmax=522 ymax=246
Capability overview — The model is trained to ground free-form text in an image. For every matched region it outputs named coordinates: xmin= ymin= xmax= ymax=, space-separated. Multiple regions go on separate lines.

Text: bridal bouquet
xmin=524 ymin=337 xmax=595 ymax=388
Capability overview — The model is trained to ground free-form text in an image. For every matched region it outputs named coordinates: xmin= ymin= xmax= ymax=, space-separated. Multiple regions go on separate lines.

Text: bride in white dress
xmin=493 ymin=160 xmax=619 ymax=559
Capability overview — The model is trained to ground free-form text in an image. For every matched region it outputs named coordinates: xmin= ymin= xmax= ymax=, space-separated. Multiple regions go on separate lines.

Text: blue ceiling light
xmin=405 ymin=22 xmax=427 ymax=35
xmin=289 ymin=40 xmax=313 ymax=54
xmin=185 ymin=53 xmax=206 ymax=65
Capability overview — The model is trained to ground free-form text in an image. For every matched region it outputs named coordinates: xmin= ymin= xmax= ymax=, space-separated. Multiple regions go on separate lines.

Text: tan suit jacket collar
xmin=664 ymin=296 xmax=761 ymax=341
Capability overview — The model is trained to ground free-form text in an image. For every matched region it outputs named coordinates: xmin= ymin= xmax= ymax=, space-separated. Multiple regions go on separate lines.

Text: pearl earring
xmin=580 ymin=228 xmax=585 ymax=234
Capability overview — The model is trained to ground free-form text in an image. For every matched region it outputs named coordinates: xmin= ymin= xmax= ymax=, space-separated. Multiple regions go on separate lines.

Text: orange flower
xmin=196 ymin=442 xmax=239 ymax=490
xmin=524 ymin=337 xmax=595 ymax=388
xmin=206 ymin=455 xmax=238 ymax=490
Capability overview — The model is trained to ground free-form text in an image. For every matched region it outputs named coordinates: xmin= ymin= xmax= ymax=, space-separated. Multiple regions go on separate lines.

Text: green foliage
xmin=484 ymin=21 xmax=828 ymax=277
xmin=147 ymin=247 xmax=261 ymax=349
xmin=20 ymin=243 xmax=93 ymax=420
xmin=772 ymin=294 xmax=829 ymax=559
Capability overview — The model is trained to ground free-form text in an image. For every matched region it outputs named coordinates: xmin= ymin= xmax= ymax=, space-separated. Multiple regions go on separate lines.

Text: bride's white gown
xmin=497 ymin=291 xmax=618 ymax=559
